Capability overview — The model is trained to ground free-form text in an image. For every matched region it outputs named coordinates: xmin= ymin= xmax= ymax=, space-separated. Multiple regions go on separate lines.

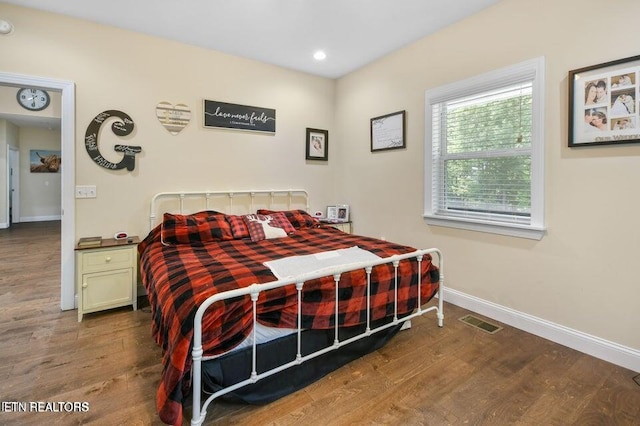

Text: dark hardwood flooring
xmin=0 ymin=221 xmax=638 ymax=425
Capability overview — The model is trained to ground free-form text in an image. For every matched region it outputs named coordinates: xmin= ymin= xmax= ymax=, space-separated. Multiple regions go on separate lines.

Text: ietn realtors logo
xmin=1 ymin=401 xmax=90 ymax=413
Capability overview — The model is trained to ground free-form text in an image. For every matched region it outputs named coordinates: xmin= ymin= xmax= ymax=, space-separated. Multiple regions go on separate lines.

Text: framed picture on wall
xmin=569 ymin=54 xmax=640 ymax=147
xmin=306 ymin=128 xmax=328 ymax=161
xmin=371 ymin=110 xmax=406 ymax=152
xmin=30 ymin=149 xmax=61 ymax=173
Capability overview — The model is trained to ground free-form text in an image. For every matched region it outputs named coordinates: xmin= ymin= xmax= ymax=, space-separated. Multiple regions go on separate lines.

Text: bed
xmin=139 ymin=189 xmax=444 ymax=426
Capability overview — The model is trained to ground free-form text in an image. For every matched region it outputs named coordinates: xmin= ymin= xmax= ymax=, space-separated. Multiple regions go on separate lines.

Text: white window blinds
xmin=431 ymin=82 xmax=533 ymax=224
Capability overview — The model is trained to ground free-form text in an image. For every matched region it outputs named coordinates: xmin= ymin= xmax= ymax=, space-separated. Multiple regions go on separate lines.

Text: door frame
xmin=8 ymin=146 xmax=19 ymax=224
xmin=0 ymin=72 xmax=76 ymax=311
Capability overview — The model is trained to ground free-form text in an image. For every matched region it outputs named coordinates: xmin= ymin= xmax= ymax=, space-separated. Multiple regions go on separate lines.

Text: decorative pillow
xmin=257 ymin=209 xmax=320 ymax=229
xmin=225 ymin=214 xmax=250 ymax=239
xmin=161 ymin=211 xmax=234 ymax=245
xmin=243 ymin=212 xmax=296 ymax=242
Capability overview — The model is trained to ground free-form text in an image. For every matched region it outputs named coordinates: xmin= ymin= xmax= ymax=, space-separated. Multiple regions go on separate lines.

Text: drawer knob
xmin=82 ymin=282 xmax=88 ymax=288
xmin=105 ymin=256 xmax=112 ymax=262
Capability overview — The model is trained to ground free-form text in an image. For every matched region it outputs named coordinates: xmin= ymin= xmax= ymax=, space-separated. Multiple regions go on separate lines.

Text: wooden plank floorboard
xmin=1 ymin=221 xmax=639 ymax=425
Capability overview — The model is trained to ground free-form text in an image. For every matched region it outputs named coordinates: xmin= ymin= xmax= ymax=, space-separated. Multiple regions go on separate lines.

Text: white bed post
xmin=191 ymin=329 xmax=204 ymax=426
xmin=435 ymin=249 xmax=444 ymax=327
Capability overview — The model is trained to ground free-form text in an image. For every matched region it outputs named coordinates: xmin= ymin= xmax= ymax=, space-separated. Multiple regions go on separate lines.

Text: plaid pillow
xmin=225 ymin=215 xmax=250 ymax=239
xmin=161 ymin=211 xmax=234 ymax=245
xmin=257 ymin=209 xmax=320 ymax=229
xmin=243 ymin=212 xmax=296 ymax=242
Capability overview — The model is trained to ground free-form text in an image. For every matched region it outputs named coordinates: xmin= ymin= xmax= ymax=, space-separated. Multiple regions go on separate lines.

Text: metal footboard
xmin=190 ymin=248 xmax=444 ymax=426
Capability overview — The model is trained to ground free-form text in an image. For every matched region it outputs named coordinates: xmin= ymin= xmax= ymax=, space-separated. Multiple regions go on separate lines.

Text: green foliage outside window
xmin=442 ymin=93 xmax=532 ymax=216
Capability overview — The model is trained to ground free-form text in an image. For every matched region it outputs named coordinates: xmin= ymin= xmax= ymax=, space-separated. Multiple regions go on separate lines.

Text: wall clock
xmin=16 ymin=88 xmax=50 ymax=111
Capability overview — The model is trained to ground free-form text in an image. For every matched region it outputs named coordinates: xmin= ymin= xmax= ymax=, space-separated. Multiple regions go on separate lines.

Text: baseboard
xmin=0 ymin=222 xmax=7 ymax=229
xmin=20 ymin=215 xmax=62 ymax=222
xmin=443 ymin=287 xmax=640 ymax=373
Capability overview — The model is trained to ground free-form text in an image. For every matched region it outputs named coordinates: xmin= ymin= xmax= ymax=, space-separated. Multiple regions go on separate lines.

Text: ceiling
xmin=0 ymin=111 xmax=60 ymax=130
xmin=3 ymin=0 xmax=501 ymax=78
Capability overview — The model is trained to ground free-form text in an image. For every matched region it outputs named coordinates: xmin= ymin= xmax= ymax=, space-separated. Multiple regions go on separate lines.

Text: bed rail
xmin=149 ymin=189 xmax=310 ymax=231
xmin=190 ymin=248 xmax=444 ymax=426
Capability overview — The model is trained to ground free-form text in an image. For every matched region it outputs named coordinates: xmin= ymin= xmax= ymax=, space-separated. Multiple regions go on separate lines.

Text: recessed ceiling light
xmin=0 ymin=19 xmax=14 ymax=35
xmin=313 ymin=50 xmax=327 ymax=61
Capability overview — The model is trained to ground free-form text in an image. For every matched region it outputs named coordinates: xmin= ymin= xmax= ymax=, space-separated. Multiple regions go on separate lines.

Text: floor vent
xmin=459 ymin=314 xmax=502 ymax=334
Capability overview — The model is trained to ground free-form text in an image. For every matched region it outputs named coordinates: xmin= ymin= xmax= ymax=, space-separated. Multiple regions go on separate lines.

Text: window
xmin=424 ymin=57 xmax=545 ymax=240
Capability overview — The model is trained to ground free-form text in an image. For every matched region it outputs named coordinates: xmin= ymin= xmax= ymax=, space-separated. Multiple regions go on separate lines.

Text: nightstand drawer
xmin=81 ymin=248 xmax=134 ymax=272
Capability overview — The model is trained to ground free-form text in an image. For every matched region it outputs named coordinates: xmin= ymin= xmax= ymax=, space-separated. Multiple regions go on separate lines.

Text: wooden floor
xmin=1 ymin=222 xmax=639 ymax=425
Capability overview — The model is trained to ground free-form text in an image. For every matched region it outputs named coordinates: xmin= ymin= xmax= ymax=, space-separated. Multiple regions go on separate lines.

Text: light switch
xmin=75 ymin=185 xmax=97 ymax=198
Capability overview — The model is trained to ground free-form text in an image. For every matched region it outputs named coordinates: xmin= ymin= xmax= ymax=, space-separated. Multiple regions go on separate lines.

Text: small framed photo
xmin=327 ymin=205 xmax=349 ymax=222
xmin=326 ymin=206 xmax=338 ymax=221
xmin=371 ymin=110 xmax=406 ymax=152
xmin=306 ymin=128 xmax=328 ymax=160
xmin=569 ymin=55 xmax=640 ymax=147
xmin=336 ymin=204 xmax=349 ymax=222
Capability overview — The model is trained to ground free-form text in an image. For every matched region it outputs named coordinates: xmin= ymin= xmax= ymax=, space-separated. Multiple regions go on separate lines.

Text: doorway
xmin=8 ymin=146 xmax=19 ymax=224
xmin=0 ymin=72 xmax=75 ymax=311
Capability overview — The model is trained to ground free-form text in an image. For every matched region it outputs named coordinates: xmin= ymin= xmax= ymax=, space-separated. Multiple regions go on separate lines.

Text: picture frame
xmin=569 ymin=55 xmax=640 ymax=147
xmin=336 ymin=204 xmax=349 ymax=222
xmin=30 ymin=149 xmax=61 ymax=173
xmin=326 ymin=204 xmax=349 ymax=222
xmin=203 ymin=100 xmax=276 ymax=133
xmin=370 ymin=110 xmax=406 ymax=152
xmin=306 ymin=128 xmax=328 ymax=161
xmin=326 ymin=205 xmax=338 ymax=221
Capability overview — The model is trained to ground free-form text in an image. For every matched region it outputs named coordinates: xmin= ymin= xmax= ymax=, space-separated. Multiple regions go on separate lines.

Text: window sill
xmin=423 ymin=214 xmax=545 ymax=240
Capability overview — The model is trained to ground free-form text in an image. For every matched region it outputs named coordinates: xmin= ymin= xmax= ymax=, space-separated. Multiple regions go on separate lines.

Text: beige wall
xmin=335 ymin=0 xmax=640 ymax=351
xmin=1 ymin=0 xmax=639 ymax=356
xmin=0 ymin=85 xmax=62 ymax=118
xmin=18 ymin=127 xmax=61 ymax=220
xmin=0 ymin=3 xmax=337 ymax=240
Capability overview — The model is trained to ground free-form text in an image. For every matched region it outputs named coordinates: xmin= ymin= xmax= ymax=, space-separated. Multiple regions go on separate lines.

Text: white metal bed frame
xmin=146 ymin=190 xmax=444 ymax=426
xmin=149 ymin=189 xmax=310 ymax=230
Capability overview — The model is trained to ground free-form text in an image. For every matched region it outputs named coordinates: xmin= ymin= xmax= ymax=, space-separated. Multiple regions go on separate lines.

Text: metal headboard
xmin=149 ymin=189 xmax=310 ymax=231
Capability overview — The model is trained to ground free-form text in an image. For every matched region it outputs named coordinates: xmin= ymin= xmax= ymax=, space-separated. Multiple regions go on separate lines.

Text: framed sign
xmin=203 ymin=100 xmax=276 ymax=133
xmin=305 ymin=128 xmax=328 ymax=161
xmin=569 ymin=55 xmax=640 ymax=147
xmin=371 ymin=110 xmax=406 ymax=152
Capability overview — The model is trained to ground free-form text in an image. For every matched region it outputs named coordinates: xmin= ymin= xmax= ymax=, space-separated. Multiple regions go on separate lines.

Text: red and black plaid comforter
xmin=139 ymin=225 xmax=439 ymax=425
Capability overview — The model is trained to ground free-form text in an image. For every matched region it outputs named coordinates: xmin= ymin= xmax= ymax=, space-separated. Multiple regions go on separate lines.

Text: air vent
xmin=459 ymin=314 xmax=502 ymax=334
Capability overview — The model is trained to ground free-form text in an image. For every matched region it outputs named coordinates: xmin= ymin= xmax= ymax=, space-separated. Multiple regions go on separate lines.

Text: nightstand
xmin=320 ymin=220 xmax=352 ymax=234
xmin=75 ymin=237 xmax=139 ymax=322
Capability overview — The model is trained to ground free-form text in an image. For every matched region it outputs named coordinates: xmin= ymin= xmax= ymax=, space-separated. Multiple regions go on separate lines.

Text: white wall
xmin=335 ymin=0 xmax=640 ymax=355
